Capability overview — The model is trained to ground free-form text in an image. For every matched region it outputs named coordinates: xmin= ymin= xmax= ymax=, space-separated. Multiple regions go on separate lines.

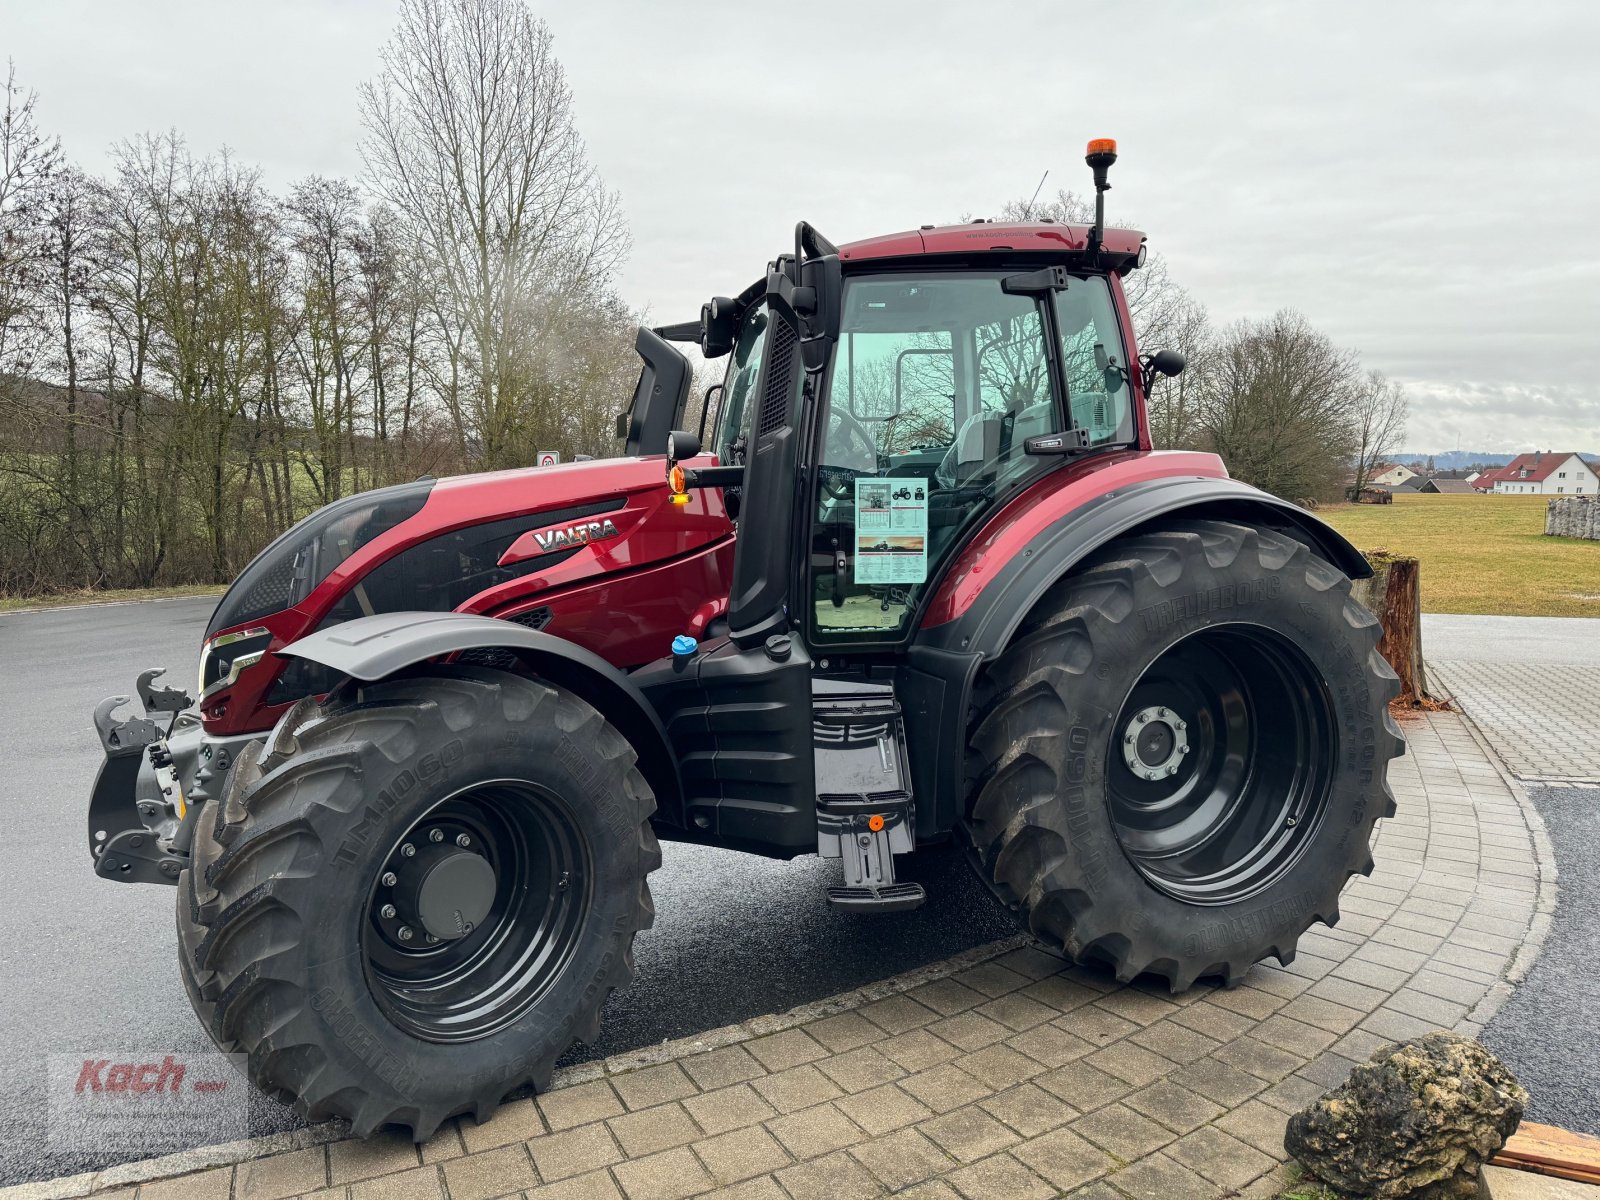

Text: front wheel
xmin=176 ymin=666 xmax=659 ymax=1139
xmin=967 ymin=520 xmax=1404 ymax=992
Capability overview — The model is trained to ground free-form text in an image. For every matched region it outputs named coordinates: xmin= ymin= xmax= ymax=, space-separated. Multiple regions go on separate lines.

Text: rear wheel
xmin=176 ymin=665 xmax=658 ymax=1139
xmin=966 ymin=520 xmax=1404 ymax=991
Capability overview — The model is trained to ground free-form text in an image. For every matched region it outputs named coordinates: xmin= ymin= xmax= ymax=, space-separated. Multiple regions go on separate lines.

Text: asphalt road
xmin=1426 ymin=615 xmax=1600 ymax=1132
xmin=1482 ymin=784 xmax=1600 ymax=1136
xmin=1421 ymin=613 xmax=1600 ymax=667
xmin=0 ymin=597 xmax=1016 ymax=1185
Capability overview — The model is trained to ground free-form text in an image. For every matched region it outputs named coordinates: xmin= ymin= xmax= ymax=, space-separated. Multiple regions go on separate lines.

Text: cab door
xmin=633 ymin=254 xmax=823 ymax=855
xmin=805 ymin=270 xmax=1137 ymax=651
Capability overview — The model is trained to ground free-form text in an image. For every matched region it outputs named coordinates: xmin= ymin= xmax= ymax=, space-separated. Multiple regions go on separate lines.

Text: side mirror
xmin=700 ymin=296 xmax=739 ymax=359
xmin=797 ymin=251 xmax=842 ymax=372
xmin=1140 ymin=349 xmax=1186 ymax=393
xmin=1151 ymin=349 xmax=1186 ymax=377
xmin=758 ymin=223 xmax=841 ymax=373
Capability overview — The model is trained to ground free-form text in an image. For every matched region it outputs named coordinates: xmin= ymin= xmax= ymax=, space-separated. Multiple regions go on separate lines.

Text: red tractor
xmin=88 ymin=141 xmax=1402 ymax=1139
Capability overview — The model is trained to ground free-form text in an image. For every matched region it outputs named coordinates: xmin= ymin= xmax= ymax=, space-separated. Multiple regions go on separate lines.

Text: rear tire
xmin=176 ymin=665 xmax=659 ymax=1139
xmin=966 ymin=520 xmax=1404 ymax=991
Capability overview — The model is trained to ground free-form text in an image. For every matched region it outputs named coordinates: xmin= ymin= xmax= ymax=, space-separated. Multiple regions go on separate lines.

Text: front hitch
xmin=88 ymin=670 xmax=197 ymax=886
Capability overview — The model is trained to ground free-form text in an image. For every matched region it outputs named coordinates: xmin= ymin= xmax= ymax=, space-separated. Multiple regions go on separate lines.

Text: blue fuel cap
xmin=671 ymin=635 xmax=699 ymax=657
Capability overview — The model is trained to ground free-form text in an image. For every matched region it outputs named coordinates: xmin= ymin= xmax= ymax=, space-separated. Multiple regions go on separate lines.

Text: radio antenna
xmin=1023 ymin=170 xmax=1049 ymax=218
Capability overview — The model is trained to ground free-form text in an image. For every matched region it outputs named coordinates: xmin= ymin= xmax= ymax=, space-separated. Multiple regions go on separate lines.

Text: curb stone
xmin=1429 ymin=673 xmax=1560 ymax=1035
xmin=0 ymin=938 xmax=1029 ymax=1199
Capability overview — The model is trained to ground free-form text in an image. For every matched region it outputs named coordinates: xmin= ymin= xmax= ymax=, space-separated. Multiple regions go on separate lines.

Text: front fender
xmin=281 ymin=611 xmax=684 ymax=825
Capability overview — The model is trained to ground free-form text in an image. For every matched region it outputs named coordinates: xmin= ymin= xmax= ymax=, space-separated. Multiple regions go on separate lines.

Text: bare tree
xmin=0 ymin=61 xmax=61 ymax=378
xmin=1196 ymin=310 xmax=1360 ymax=502
xmin=1144 ymin=292 xmax=1212 ymax=450
xmin=360 ymin=0 xmax=630 ymax=468
xmin=1348 ymin=369 xmax=1409 ymax=496
xmin=286 ymin=175 xmax=363 ymax=502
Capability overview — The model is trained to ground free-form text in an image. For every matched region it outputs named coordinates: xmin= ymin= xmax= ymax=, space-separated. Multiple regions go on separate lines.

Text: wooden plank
xmin=1492 ymin=1121 xmax=1600 ymax=1184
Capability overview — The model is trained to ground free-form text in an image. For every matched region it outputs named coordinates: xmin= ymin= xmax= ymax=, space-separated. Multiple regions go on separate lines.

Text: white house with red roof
xmin=1473 ymin=452 xmax=1599 ymax=495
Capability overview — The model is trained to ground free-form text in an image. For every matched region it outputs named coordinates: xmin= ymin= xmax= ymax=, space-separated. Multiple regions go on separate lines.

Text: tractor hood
xmin=206 ymin=453 xmax=733 ymax=645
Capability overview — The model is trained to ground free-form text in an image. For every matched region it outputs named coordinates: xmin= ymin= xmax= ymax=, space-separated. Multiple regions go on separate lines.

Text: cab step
xmin=826 ymin=882 xmax=927 ymax=913
xmin=813 ymin=685 xmax=925 ymax=914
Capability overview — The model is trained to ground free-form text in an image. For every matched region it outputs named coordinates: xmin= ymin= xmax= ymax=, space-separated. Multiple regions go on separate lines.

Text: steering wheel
xmin=818 ymin=407 xmax=879 ymax=501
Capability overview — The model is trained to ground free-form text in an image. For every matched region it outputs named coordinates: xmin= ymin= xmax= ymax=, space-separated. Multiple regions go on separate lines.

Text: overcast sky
xmin=7 ymin=0 xmax=1597 ymax=453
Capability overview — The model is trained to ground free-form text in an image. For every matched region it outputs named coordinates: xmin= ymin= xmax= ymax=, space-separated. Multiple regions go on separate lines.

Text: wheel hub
xmin=1121 ymin=704 xmax=1189 ymax=781
xmin=377 ymin=828 xmax=497 ymax=944
xmin=362 ymin=783 xmax=593 ymax=1043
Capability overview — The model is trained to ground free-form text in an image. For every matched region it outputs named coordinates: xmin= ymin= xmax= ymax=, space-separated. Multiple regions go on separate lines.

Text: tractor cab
xmin=617 ymin=142 xmax=1164 ymax=909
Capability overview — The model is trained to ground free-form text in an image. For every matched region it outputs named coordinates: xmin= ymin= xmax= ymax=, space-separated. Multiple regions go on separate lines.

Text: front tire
xmin=176 ymin=666 xmax=659 ymax=1139
xmin=967 ymin=520 xmax=1404 ymax=992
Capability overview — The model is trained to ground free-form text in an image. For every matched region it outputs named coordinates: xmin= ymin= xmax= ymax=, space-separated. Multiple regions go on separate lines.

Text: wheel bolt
xmin=380 ymin=903 xmax=397 ymax=919
xmin=456 ymin=834 xmax=471 ymax=848
xmin=462 ymin=922 xmax=474 ymax=935
xmin=1166 ymin=765 xmax=1178 ymax=776
xmin=426 ymin=934 xmax=439 ymax=944
xmin=1136 ymin=712 xmax=1149 ymax=724
xmin=397 ymin=925 xmax=414 ymax=942
xmin=381 ymin=871 xmax=397 ymax=887
xmin=400 ymin=843 xmax=416 ymax=858
xmin=429 ymin=828 xmax=444 ymax=843
xmin=1286 ymin=816 xmax=1298 ymax=827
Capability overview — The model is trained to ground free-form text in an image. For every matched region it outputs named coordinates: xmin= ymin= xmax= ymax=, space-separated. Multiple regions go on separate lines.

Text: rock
xmin=1284 ymin=1032 xmax=1528 ymax=1200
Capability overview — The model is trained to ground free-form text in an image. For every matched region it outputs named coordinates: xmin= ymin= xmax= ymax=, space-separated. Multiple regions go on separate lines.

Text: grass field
xmin=1319 ymin=493 xmax=1600 ymax=618
xmin=0 ymin=583 xmax=225 ymax=614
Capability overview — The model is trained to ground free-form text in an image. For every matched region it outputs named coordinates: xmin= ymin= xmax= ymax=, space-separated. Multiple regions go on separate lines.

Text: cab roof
xmin=838 ymin=221 xmax=1145 ymax=266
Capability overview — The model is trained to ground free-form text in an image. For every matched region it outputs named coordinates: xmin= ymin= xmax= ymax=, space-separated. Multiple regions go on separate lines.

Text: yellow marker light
xmin=868 ymin=814 xmax=886 ymax=833
xmin=669 ymin=493 xmax=690 ymax=506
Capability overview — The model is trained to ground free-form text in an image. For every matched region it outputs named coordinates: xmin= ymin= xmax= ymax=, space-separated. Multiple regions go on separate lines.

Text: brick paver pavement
xmin=8 ymin=711 xmax=1552 ymax=1200
xmin=1431 ymin=661 xmax=1600 ymax=783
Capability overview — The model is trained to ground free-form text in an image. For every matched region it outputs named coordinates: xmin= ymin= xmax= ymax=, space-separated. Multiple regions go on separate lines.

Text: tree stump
xmin=1352 ymin=552 xmax=1430 ymax=704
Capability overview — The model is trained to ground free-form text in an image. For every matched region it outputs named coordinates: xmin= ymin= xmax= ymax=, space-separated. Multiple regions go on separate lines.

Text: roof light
xmin=1086 ymin=137 xmax=1118 ymax=158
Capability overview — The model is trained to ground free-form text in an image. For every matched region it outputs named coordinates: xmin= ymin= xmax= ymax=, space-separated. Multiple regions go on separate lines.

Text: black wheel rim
xmin=1106 ymin=623 xmax=1337 ymax=906
xmin=362 ymin=781 xmax=591 ymax=1043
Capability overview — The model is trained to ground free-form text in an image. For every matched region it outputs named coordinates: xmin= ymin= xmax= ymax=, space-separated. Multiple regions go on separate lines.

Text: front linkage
xmin=88 ymin=668 xmax=254 ymax=885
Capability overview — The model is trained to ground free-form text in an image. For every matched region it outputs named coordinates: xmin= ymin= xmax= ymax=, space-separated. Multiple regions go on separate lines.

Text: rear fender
xmin=904 ymin=476 xmax=1370 ymax=837
xmin=919 ymin=475 xmax=1369 ymax=660
xmin=280 ymin=612 xmax=684 ymax=826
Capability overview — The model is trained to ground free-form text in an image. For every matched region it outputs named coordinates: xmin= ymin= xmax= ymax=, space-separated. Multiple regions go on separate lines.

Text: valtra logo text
xmin=530 ymin=518 xmax=620 ymax=556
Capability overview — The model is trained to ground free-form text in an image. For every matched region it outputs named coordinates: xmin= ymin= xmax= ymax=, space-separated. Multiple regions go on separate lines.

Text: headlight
xmin=199 ymin=627 xmax=273 ymax=700
xmin=205 ymin=479 xmax=433 ymax=639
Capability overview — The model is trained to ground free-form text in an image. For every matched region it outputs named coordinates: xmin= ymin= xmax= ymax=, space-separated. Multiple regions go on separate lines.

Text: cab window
xmin=809 ymin=272 xmax=1134 ymax=642
xmin=708 ymin=304 xmax=769 ymax=463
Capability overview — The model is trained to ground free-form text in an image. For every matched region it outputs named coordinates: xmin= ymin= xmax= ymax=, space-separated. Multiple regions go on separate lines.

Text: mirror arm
xmin=682 ymin=465 xmax=746 ymax=489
